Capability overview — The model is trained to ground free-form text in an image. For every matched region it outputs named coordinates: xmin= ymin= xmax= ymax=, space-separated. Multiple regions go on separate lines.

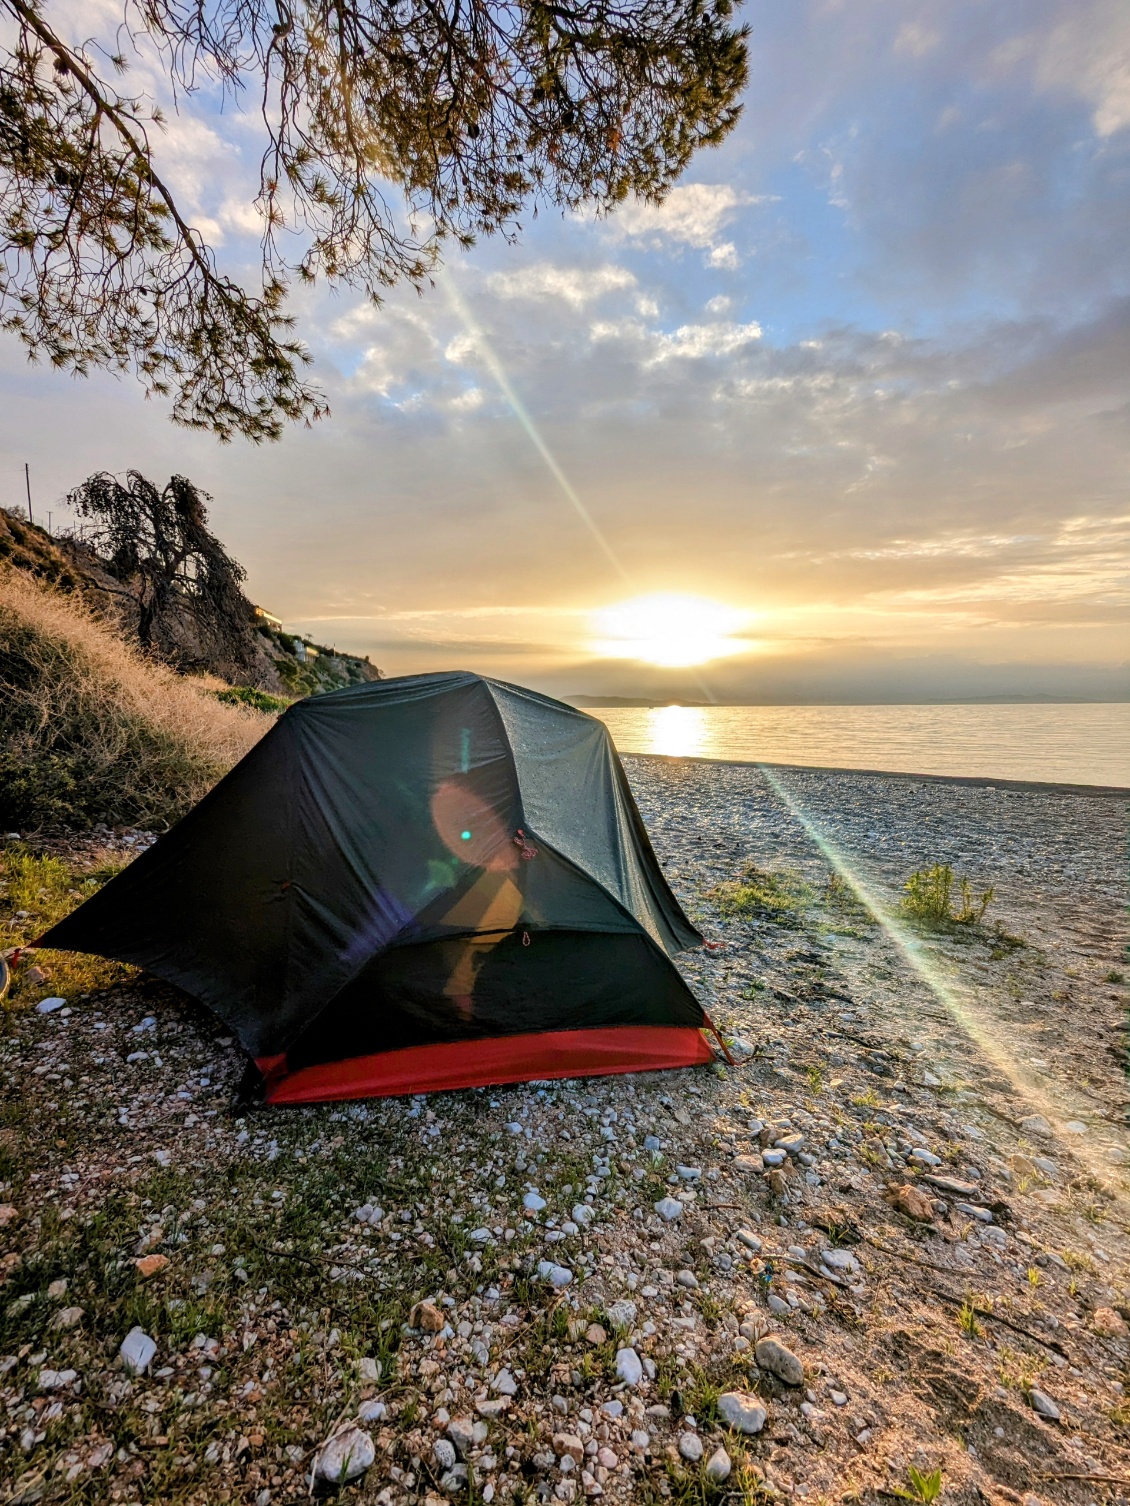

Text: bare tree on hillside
xmin=67 ymin=470 xmax=262 ymax=678
xmin=0 ymin=0 xmax=748 ymax=442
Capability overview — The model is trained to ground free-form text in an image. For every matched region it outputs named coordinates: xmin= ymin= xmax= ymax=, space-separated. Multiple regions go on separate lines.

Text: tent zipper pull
xmin=522 ymin=930 xmax=530 ymax=947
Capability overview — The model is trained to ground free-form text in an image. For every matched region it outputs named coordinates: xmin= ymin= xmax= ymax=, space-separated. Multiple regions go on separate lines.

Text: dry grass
xmin=0 ymin=566 xmax=270 ymax=830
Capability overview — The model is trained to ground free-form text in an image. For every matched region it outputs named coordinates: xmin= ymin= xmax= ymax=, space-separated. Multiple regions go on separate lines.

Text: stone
xmin=493 ymin=1368 xmax=518 ymax=1396
xmin=924 ymin=1175 xmax=980 ymax=1196
xmin=314 ymin=1426 xmax=375 ymax=1484
xmin=554 ymin=1433 xmax=585 ymax=1465
xmin=766 ymin=1169 xmax=790 ymax=1198
xmin=476 ymin=1398 xmax=510 ymax=1418
xmin=820 ymin=1248 xmax=859 ymax=1274
xmin=470 ymin=1227 xmax=492 ymax=1243
xmin=434 ymin=1439 xmax=457 ymax=1472
xmin=908 ymin=1148 xmax=942 ymax=1166
xmin=585 ymin=1324 xmax=607 ymax=1346
xmin=46 ymin=1278 xmax=67 ymax=1298
xmin=358 ymin=1357 xmax=380 ymax=1382
xmin=767 ymin=1293 xmax=790 ymax=1315
xmin=357 ymin=1399 xmax=386 ymax=1422
xmin=644 ymin=1136 xmax=662 ymax=1153
xmin=571 ymin=1204 xmax=595 ymax=1227
xmin=735 ymin=1228 xmax=762 ymax=1252
xmin=38 ymin=1367 xmax=77 ymax=1390
xmin=676 ymin=1269 xmax=699 ymax=1290
xmin=523 ymin=1192 xmax=547 ymax=1213
xmin=36 ymin=998 xmax=66 ymax=1014
xmin=1063 ymin=1120 xmax=1088 ymax=1135
xmin=410 ymin=1301 xmax=445 ymax=1332
xmin=52 ymin=1306 xmax=84 ymax=1330
xmin=615 ymin=1347 xmax=644 ymax=1386
xmin=134 ymin=1254 xmax=169 ymax=1279
xmin=755 ymin=1335 xmax=804 ymax=1385
xmin=606 ymin=1299 xmax=637 ymax=1330
xmin=1028 ymin=1389 xmax=1060 ymax=1422
xmin=734 ymin=1155 xmax=765 ymax=1175
xmin=1032 ymin=1157 xmax=1059 ymax=1178
xmin=537 ymin=1261 xmax=573 ymax=1288
xmin=601 ymin=1401 xmax=623 ymax=1419
xmin=890 ymin=1183 xmax=934 ymax=1222
xmin=1019 ymin=1115 xmax=1052 ymax=1139
xmin=705 ymin=1446 xmax=732 ymax=1483
xmin=120 ymin=1327 xmax=157 ymax=1375
xmin=0 ymin=1205 xmax=17 ymax=1227
xmin=716 ymin=1392 xmax=768 ymax=1434
xmin=1091 ymin=1307 xmax=1129 ymax=1339
xmin=762 ymin=1149 xmax=786 ymax=1167
xmin=775 ymin=1133 xmax=804 ymax=1156
xmin=677 ymin=1433 xmax=703 ymax=1462
xmin=675 ymin=1165 xmax=701 ymax=1181
xmin=630 ymin=1430 xmax=650 ymax=1451
xmin=654 ymin=1197 xmax=683 ymax=1221
xmin=447 ymin=1416 xmax=475 ymax=1456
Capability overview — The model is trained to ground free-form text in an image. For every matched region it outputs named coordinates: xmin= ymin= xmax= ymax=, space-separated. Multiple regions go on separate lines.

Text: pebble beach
xmin=1 ymin=757 xmax=1128 ymax=1506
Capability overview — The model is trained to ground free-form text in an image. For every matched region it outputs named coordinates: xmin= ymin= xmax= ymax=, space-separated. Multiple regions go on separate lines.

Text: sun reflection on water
xmin=649 ymin=705 xmax=710 ymax=758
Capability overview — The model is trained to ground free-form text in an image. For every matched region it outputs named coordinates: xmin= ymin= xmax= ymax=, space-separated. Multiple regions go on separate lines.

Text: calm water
xmin=591 ymin=703 xmax=1130 ymax=788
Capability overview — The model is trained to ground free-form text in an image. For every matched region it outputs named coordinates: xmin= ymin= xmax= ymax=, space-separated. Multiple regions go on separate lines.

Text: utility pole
xmin=24 ymin=462 xmax=32 ymax=523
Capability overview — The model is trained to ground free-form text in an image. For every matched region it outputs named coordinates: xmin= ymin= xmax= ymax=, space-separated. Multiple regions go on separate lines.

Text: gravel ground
xmin=1 ymin=758 xmax=1128 ymax=1506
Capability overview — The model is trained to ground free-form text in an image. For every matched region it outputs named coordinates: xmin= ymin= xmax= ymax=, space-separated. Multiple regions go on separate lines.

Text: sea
xmin=589 ymin=702 xmax=1130 ymax=789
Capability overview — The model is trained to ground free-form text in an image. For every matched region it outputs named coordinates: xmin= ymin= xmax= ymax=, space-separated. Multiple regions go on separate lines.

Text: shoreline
xmin=622 ymin=750 xmax=1130 ymax=798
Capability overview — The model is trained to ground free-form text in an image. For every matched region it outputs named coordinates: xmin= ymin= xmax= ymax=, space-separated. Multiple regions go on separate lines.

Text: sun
xmin=591 ymin=593 xmax=749 ymax=668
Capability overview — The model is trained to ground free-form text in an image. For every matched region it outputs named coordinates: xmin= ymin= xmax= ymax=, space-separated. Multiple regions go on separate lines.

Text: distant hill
xmin=0 ymin=508 xmax=378 ymax=697
xmin=565 ymin=695 xmax=708 ymax=708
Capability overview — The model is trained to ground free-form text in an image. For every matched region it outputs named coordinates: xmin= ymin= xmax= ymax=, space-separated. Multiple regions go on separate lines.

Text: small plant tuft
xmin=893 ymin=1466 xmax=944 ymax=1504
xmin=710 ymin=863 xmax=815 ymax=926
xmin=901 ymin=864 xmax=994 ymax=927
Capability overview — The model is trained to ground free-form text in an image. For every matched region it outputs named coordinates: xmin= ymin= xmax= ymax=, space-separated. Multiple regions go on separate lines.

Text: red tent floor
xmin=256 ymin=1024 xmax=715 ymax=1104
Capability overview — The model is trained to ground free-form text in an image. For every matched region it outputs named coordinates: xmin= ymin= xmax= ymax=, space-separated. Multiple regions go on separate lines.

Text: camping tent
xmin=42 ymin=672 xmax=717 ymax=1103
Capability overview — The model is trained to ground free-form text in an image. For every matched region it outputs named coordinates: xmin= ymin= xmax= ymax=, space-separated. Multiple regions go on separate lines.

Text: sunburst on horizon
xmin=590 ymin=593 xmax=751 ymax=668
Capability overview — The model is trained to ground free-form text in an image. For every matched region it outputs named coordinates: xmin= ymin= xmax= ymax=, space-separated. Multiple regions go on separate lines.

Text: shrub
xmin=215 ymin=685 xmax=292 ymax=714
xmin=901 ymin=864 xmax=993 ymax=927
xmin=0 ymin=567 xmax=269 ymax=830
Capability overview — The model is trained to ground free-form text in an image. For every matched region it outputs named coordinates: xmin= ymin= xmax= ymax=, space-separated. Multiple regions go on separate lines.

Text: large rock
xmin=890 ymin=1183 xmax=934 ymax=1222
xmin=755 ymin=1336 xmax=804 ymax=1386
xmin=409 ymin=1300 xmax=445 ymax=1332
xmin=615 ymin=1347 xmax=643 ymax=1386
xmin=314 ymin=1426 xmax=375 ymax=1484
xmin=716 ymin=1392 xmax=767 ymax=1434
xmin=705 ymin=1446 xmax=732 ymax=1482
xmin=119 ymin=1327 xmax=156 ymax=1375
xmin=1092 ymin=1307 xmax=1129 ymax=1339
xmin=1028 ymin=1389 xmax=1060 ymax=1422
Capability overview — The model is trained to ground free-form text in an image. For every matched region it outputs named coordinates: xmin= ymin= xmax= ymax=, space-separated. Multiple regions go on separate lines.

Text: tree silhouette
xmin=67 ymin=470 xmax=263 ymax=678
xmin=0 ymin=0 xmax=748 ymax=440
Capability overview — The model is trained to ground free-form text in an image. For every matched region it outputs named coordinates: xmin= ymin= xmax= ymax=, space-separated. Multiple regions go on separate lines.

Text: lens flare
xmin=759 ymin=765 xmax=1126 ymax=1202
xmin=593 ymin=594 xmax=749 ymax=668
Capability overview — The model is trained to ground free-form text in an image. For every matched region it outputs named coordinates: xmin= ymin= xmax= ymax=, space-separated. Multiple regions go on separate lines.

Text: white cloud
xmin=487 ymin=262 xmax=636 ymax=307
xmin=991 ymin=0 xmax=1130 ymax=137
xmin=589 ymin=317 xmax=763 ymax=365
xmin=1035 ymin=3 xmax=1130 ymax=136
xmin=602 ymin=183 xmax=770 ymax=264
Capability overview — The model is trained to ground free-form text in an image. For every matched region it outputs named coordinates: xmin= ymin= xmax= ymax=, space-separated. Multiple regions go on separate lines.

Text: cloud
xmin=1025 ymin=1 xmax=1130 ymax=137
xmin=601 ymin=184 xmax=769 ymax=263
xmin=487 ymin=263 xmax=637 ymax=308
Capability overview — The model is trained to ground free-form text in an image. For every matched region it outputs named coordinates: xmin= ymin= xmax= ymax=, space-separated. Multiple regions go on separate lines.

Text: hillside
xmin=0 ymin=508 xmax=379 ymax=697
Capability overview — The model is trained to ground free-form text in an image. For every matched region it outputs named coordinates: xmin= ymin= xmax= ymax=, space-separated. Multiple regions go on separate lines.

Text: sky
xmin=2 ymin=0 xmax=1128 ymax=702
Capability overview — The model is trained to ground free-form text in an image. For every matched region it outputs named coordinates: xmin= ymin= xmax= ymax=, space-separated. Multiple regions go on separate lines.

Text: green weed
xmin=893 ymin=1465 xmax=944 ymax=1504
xmin=710 ymin=863 xmax=815 ymax=926
xmin=901 ymin=864 xmax=994 ymax=927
